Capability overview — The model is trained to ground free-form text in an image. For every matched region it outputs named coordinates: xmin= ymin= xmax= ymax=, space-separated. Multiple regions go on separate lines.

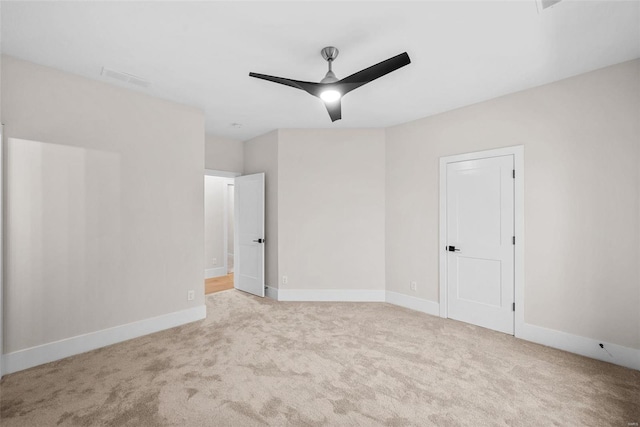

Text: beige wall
xmin=243 ymin=131 xmax=279 ymax=288
xmin=386 ymin=59 xmax=640 ymax=349
xmin=2 ymin=56 xmax=205 ymax=354
xmin=204 ymin=176 xmax=226 ymax=273
xmin=278 ymin=129 xmax=386 ymax=291
xmin=205 ymin=134 xmax=243 ymax=173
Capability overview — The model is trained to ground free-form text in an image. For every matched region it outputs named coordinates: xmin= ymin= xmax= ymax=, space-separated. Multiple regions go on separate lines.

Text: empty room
xmin=0 ymin=1 xmax=639 ymax=426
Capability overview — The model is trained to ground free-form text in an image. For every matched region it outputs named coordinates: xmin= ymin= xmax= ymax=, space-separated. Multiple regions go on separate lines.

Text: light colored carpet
xmin=1 ymin=290 xmax=638 ymax=426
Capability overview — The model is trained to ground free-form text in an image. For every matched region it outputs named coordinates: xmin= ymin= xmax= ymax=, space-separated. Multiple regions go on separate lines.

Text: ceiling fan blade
xmin=324 ymin=100 xmax=342 ymax=122
xmin=249 ymin=72 xmax=321 ymax=96
xmin=336 ymin=52 xmax=411 ymax=95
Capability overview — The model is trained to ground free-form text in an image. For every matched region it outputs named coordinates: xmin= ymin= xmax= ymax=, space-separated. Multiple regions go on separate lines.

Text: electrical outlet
xmin=410 ymin=281 xmax=417 ymax=291
xmin=212 ymin=258 xmax=217 ymax=265
xmin=599 ymin=343 xmax=613 ymax=357
xmin=282 ymin=275 xmax=288 ymax=285
xmin=187 ymin=290 xmax=195 ymax=301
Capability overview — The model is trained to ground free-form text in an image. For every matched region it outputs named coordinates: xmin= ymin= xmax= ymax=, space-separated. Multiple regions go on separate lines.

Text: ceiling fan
xmin=249 ymin=47 xmax=411 ymax=122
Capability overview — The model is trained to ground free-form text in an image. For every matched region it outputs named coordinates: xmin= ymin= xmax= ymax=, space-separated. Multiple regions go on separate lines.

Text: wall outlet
xmin=187 ymin=290 xmax=195 ymax=301
xmin=282 ymin=275 xmax=288 ymax=285
xmin=212 ymin=258 xmax=217 ymax=265
xmin=410 ymin=281 xmax=417 ymax=291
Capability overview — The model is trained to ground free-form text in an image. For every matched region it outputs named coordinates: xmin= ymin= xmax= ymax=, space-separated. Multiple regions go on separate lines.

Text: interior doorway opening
xmin=204 ymin=170 xmax=238 ymax=295
xmin=226 ymin=182 xmax=235 ymax=275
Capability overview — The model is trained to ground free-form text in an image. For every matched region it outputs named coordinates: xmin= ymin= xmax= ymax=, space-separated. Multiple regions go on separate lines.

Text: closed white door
xmin=446 ymin=155 xmax=514 ymax=334
xmin=234 ymin=173 xmax=265 ymax=297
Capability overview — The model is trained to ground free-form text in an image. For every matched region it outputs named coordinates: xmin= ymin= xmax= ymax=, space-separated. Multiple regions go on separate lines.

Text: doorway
xmin=226 ymin=182 xmax=234 ymax=275
xmin=439 ymin=146 xmax=524 ymax=336
xmin=204 ymin=170 xmax=238 ymax=295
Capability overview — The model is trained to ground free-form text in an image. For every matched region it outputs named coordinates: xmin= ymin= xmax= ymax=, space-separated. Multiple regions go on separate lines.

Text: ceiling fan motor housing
xmin=321 ymin=70 xmax=338 ymax=83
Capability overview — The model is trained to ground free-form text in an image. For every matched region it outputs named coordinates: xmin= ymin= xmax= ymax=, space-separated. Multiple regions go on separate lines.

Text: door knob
xmin=447 ymin=245 xmax=460 ymax=252
xmin=253 ymin=238 xmax=265 ymax=243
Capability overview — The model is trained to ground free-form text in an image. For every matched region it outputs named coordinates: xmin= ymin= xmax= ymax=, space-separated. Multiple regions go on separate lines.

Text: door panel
xmin=456 ymin=167 xmax=502 ymax=246
xmin=446 ymin=155 xmax=514 ymax=334
xmin=234 ymin=173 xmax=265 ymax=297
xmin=457 ymin=257 xmax=502 ymax=307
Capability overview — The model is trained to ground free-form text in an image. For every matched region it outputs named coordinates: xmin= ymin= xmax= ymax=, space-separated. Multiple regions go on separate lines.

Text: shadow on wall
xmin=6 ymin=138 xmax=121 ymax=352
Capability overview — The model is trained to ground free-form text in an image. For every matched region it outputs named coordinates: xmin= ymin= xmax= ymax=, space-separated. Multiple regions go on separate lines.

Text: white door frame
xmin=439 ymin=145 xmax=524 ymax=337
xmin=204 ymin=169 xmax=240 ymax=280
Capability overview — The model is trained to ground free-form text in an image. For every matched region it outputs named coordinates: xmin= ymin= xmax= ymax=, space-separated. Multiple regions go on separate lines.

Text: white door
xmin=445 ymin=155 xmax=514 ymax=334
xmin=234 ymin=173 xmax=265 ymax=297
xmin=0 ymin=125 xmax=3 ymax=377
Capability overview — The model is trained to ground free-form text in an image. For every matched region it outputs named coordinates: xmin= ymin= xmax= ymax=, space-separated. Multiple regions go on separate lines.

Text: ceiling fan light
xmin=320 ymin=89 xmax=341 ymax=103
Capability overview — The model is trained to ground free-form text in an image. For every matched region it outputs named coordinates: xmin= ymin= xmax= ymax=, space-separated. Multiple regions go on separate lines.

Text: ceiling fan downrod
xmin=320 ymin=46 xmax=339 ymax=83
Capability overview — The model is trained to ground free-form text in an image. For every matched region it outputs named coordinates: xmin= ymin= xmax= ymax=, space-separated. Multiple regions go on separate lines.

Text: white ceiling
xmin=2 ymin=1 xmax=639 ymax=141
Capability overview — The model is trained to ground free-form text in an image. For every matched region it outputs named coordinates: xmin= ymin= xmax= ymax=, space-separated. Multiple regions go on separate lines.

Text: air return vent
xmin=101 ymin=67 xmax=150 ymax=88
xmin=537 ymin=0 xmax=562 ymax=11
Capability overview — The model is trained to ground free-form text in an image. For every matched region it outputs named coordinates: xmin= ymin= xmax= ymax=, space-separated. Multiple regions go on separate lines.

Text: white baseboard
xmin=265 ymin=286 xmax=278 ymax=300
xmin=276 ymin=289 xmax=385 ymax=302
xmin=518 ymin=322 xmax=639 ymax=371
xmin=205 ymin=267 xmax=226 ymax=279
xmin=385 ymin=291 xmax=440 ymax=317
xmin=6 ymin=292 xmax=634 ymax=376
xmin=384 ymin=291 xmax=638 ymax=371
xmin=2 ymin=305 xmax=207 ymax=375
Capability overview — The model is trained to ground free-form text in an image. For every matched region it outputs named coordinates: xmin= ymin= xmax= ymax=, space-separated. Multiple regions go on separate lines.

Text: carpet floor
xmin=1 ymin=290 xmax=639 ymax=426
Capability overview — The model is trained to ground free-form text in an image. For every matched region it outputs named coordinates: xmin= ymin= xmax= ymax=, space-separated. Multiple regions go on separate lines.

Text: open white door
xmin=0 ymin=125 xmax=3 ymax=377
xmin=445 ymin=155 xmax=515 ymax=334
xmin=234 ymin=173 xmax=265 ymax=297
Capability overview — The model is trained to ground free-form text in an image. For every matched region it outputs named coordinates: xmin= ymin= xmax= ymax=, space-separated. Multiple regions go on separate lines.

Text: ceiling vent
xmin=101 ymin=67 xmax=150 ymax=88
xmin=537 ymin=0 xmax=562 ymax=11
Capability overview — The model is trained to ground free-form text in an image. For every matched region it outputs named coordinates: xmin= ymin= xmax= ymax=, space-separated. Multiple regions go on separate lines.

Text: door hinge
xmin=512 ymin=302 xmax=515 ymax=311
xmin=512 ymin=169 xmax=515 ymax=179
xmin=512 ymin=236 xmax=516 ymax=245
